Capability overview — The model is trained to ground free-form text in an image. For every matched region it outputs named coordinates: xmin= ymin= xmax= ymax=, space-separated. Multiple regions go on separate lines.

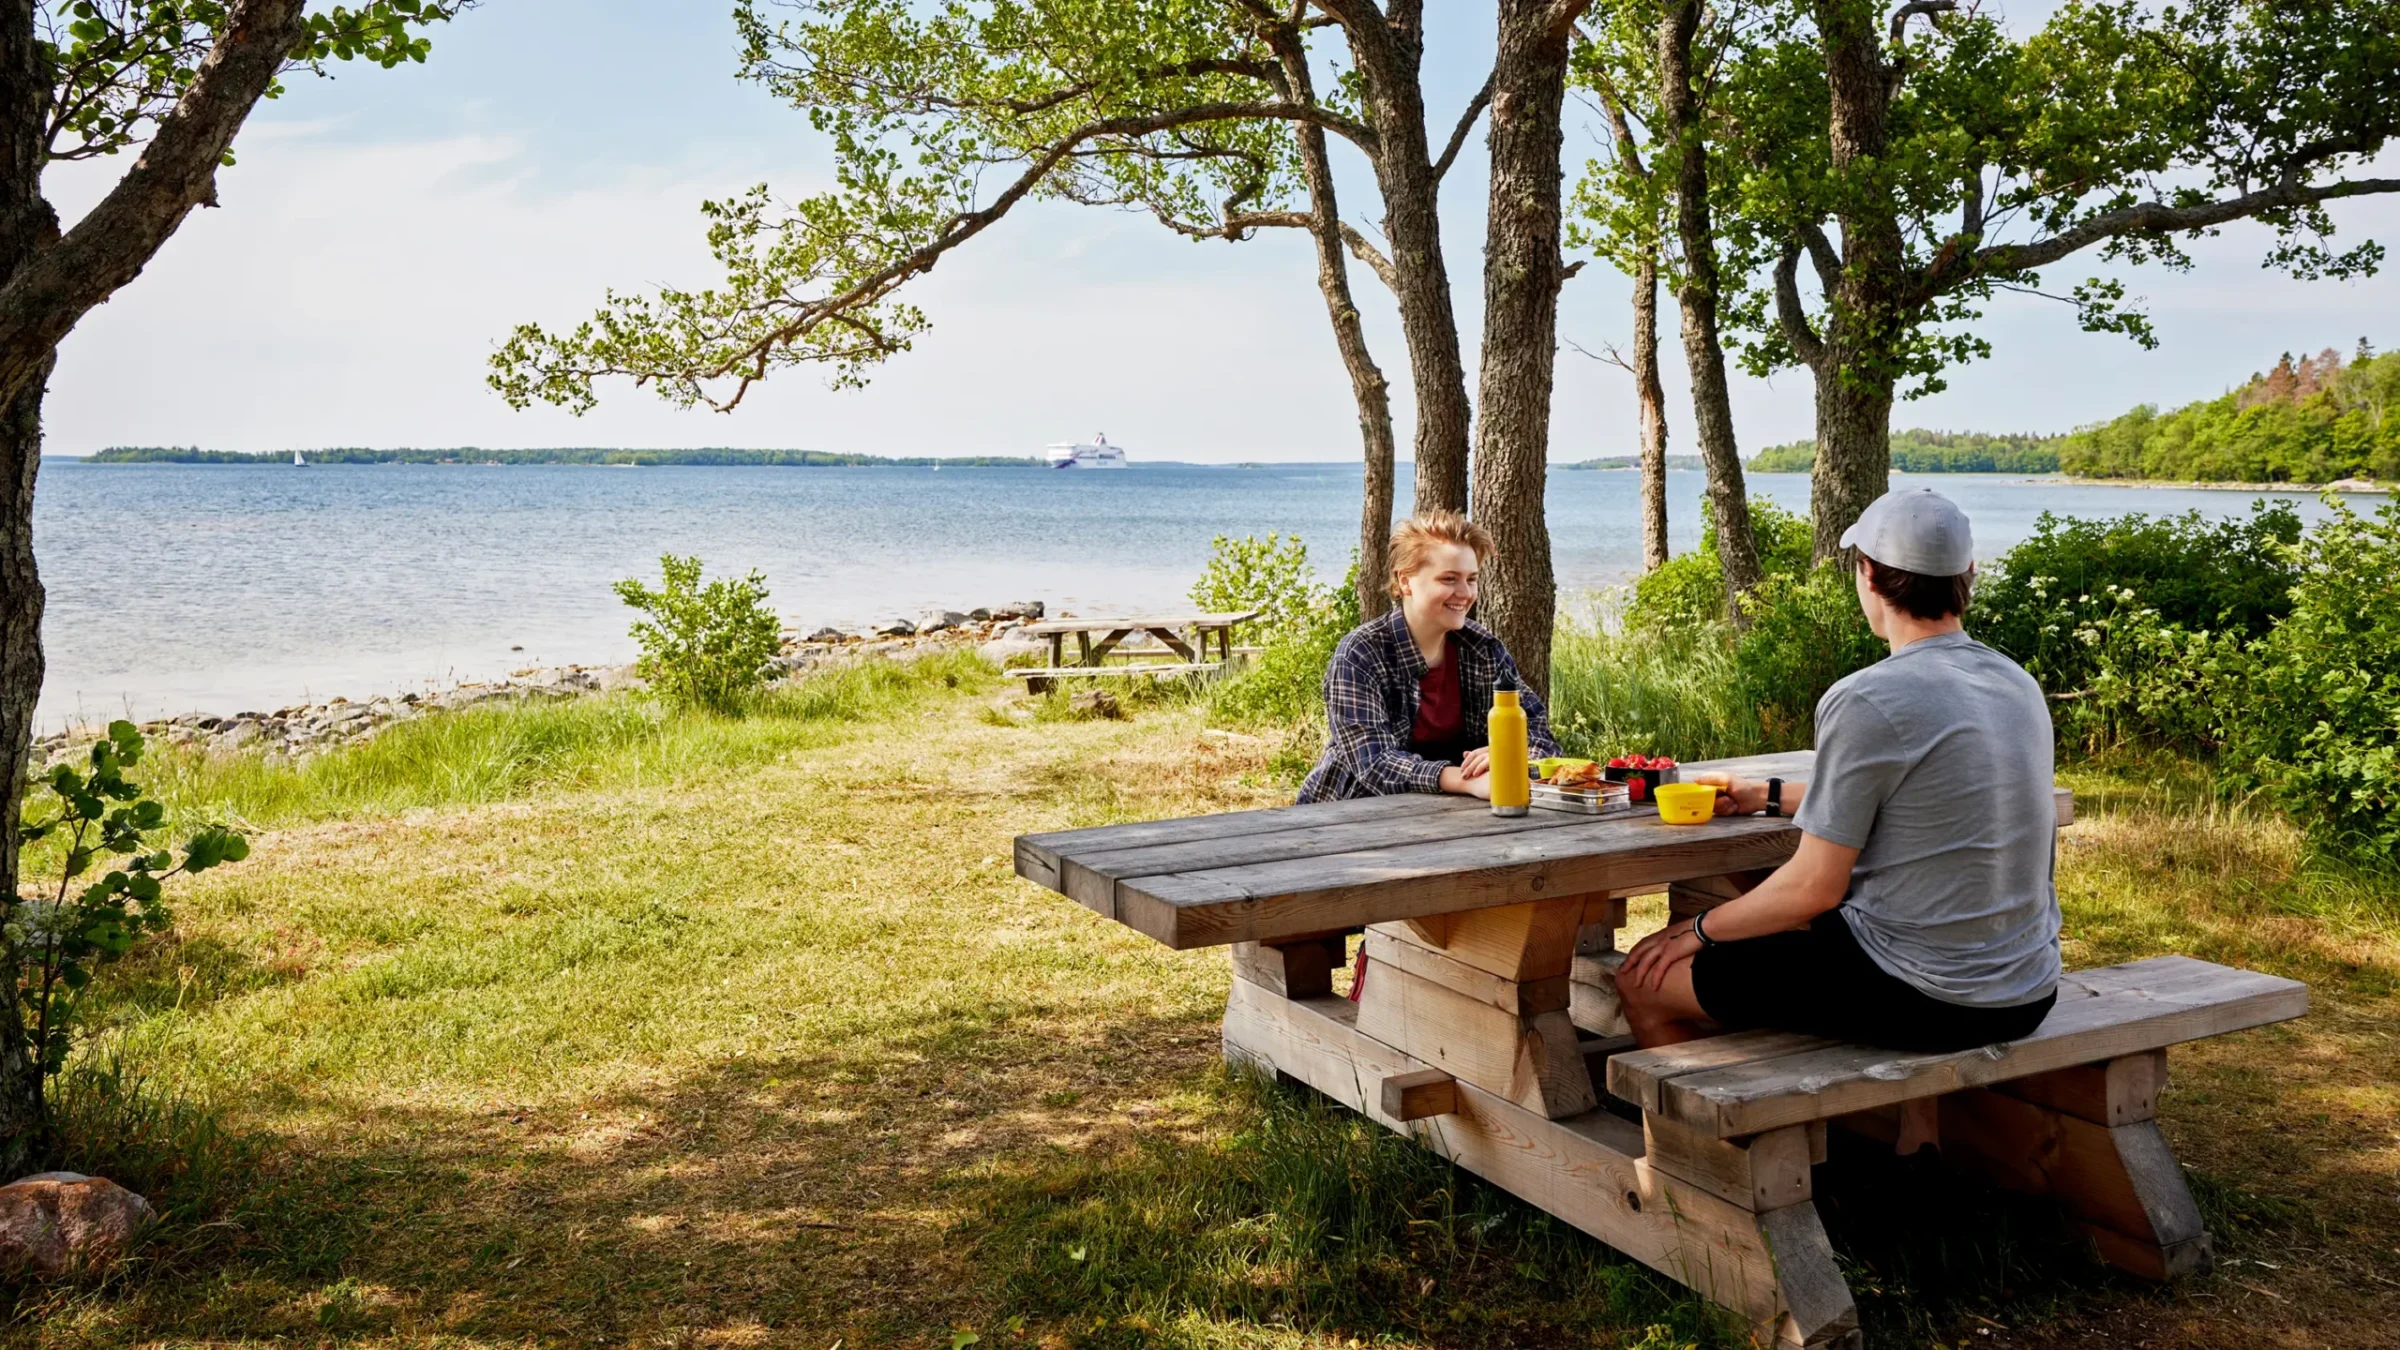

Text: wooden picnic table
xmin=1010 ymin=610 xmax=1258 ymax=691
xmin=1015 ymin=749 xmax=2308 ymax=1349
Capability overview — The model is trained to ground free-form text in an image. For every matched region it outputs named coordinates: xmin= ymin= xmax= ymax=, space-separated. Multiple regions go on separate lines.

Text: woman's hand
xmin=1440 ymin=764 xmax=1494 ymax=799
xmin=1458 ymin=747 xmax=1491 ymax=779
xmin=1619 ymin=919 xmax=1702 ymax=991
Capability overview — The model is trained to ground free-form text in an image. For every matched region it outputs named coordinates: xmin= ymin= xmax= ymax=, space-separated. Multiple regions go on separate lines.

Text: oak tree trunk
xmin=0 ymin=4 xmax=55 ymax=1174
xmin=1469 ymin=0 xmax=1580 ymax=697
xmin=1335 ymin=2 xmax=1471 ymax=516
xmin=1808 ymin=0 xmax=1904 ymax=561
xmin=1631 ymin=246 xmax=1669 ymax=572
xmin=1658 ymin=0 xmax=1762 ymax=618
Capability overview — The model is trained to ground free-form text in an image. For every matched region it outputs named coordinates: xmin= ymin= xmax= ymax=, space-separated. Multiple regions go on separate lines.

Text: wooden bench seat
xmin=1006 ymin=662 xmax=1222 ymax=680
xmin=1608 ymin=955 xmax=2307 ymax=1138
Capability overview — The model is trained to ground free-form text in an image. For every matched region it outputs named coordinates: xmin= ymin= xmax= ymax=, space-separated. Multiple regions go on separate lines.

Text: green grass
xmin=128 ymin=648 xmax=1000 ymax=829
xmin=9 ymin=654 xmax=2396 ymax=1348
xmin=1546 ymin=607 xmax=1772 ymax=763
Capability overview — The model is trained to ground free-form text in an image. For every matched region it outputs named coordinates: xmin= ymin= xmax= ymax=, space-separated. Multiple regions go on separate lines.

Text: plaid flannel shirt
xmin=1296 ymin=608 xmax=1561 ymax=803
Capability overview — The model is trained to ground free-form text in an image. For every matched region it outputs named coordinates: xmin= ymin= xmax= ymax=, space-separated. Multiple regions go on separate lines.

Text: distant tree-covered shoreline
xmin=2056 ymin=343 xmax=2398 ymax=484
xmin=83 ymin=446 xmax=1044 ymax=468
xmin=1745 ymin=430 xmax=2063 ymax=475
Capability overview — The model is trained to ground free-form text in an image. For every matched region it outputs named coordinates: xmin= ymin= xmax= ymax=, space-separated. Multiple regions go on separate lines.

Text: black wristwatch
xmin=1765 ymin=777 xmax=1785 ymax=818
xmin=1691 ymin=909 xmax=1718 ymax=948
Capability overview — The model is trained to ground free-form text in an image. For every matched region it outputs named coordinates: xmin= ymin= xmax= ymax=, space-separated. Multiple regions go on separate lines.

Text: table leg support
xmin=1938 ymin=1060 xmax=2213 ymax=1281
xmin=1221 ymin=979 xmax=1860 ymax=1348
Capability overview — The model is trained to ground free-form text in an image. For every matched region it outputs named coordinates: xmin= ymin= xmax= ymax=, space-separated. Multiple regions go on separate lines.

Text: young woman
xmin=1614 ymin=489 xmax=2062 ymax=1054
xmin=1297 ymin=511 xmax=1561 ymax=803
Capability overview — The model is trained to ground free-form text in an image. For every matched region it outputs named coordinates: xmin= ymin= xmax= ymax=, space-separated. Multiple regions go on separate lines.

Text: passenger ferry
xmin=1045 ymin=432 xmax=1128 ymax=469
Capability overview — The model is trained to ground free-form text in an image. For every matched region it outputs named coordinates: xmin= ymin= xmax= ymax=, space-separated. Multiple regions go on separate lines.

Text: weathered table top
xmin=1016 ymin=610 xmax=1258 ymax=637
xmin=1016 ymin=749 xmax=1837 ymax=949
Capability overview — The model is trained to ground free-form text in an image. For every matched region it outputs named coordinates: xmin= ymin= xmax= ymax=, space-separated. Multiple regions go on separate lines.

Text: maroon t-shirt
xmin=1410 ymin=635 xmax=1465 ymax=760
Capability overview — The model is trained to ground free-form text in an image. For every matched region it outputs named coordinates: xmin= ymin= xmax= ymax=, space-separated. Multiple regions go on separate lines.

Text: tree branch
xmin=1433 ymin=71 xmax=1494 ymax=183
xmin=1888 ymin=0 xmax=1959 ymax=52
xmin=1799 ymin=218 xmax=1842 ymax=287
xmin=1339 ymin=221 xmax=1399 ymax=290
xmin=1950 ymin=174 xmax=2400 ymax=290
xmin=0 ymin=0 xmax=309 ymax=409
xmin=1775 ymin=243 xmax=1827 ymax=371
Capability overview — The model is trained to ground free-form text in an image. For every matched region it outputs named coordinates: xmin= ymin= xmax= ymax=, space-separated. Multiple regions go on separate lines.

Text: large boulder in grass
xmin=0 ymin=1173 xmax=155 ymax=1275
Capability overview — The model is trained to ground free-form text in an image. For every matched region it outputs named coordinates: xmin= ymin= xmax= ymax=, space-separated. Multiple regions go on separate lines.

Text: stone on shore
xmin=875 ymin=619 xmax=918 ymax=637
xmin=979 ymin=635 xmax=1047 ymax=668
xmin=994 ymin=600 xmax=1045 ymax=620
xmin=0 ymin=1173 xmax=154 ymax=1276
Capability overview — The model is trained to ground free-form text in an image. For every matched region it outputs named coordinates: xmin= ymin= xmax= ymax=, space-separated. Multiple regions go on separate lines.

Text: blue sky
xmin=41 ymin=0 xmax=2400 ymax=463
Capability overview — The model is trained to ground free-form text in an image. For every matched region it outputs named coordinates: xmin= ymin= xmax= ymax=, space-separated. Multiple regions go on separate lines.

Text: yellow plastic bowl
xmin=1653 ymin=781 xmax=1718 ymax=825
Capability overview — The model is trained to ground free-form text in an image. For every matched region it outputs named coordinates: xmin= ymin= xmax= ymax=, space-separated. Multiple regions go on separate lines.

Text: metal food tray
xmin=1529 ymin=780 xmax=1633 ymax=815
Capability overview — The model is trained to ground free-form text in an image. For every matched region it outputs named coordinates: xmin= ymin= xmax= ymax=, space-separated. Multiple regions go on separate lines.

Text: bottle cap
xmin=1496 ymin=670 xmax=1518 ymax=692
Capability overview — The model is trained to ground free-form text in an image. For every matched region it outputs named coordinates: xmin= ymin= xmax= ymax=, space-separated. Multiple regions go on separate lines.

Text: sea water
xmin=28 ymin=458 xmax=2379 ymax=727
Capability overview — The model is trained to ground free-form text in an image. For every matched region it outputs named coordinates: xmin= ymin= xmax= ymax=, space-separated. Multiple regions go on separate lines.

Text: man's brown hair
xmin=1388 ymin=510 xmax=1493 ymax=598
xmin=1862 ymin=554 xmax=1974 ymax=620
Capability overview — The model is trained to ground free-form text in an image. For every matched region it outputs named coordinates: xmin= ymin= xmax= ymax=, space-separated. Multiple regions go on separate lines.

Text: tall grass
xmin=124 ymin=649 xmax=999 ymax=829
xmin=1546 ymin=605 xmax=1771 ymax=763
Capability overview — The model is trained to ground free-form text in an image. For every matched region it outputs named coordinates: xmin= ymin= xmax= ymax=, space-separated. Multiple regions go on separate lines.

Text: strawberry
xmin=1607 ymin=756 xmax=1628 ymax=769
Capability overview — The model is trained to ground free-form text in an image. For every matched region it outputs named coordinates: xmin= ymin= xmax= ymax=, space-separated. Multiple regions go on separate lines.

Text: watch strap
xmin=1766 ymin=777 xmax=1785 ymax=818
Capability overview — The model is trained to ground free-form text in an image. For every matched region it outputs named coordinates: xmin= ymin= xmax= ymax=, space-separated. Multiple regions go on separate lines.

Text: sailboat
xmin=293 ymin=450 xmax=309 ymax=468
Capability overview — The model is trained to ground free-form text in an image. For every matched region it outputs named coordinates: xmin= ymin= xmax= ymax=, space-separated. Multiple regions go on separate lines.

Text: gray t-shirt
xmin=1794 ymin=631 xmax=2061 ymax=1007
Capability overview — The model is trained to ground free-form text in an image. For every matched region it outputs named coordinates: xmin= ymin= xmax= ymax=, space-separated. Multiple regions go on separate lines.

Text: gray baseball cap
xmin=1839 ymin=488 xmax=1975 ymax=575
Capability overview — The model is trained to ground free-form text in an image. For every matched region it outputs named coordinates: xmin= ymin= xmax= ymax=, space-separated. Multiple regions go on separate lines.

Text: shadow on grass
xmin=1 ymin=1004 xmax=2352 ymax=1349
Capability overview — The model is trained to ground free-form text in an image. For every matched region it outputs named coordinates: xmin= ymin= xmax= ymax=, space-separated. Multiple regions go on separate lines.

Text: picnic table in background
xmin=1008 ymin=610 xmax=1258 ymax=692
xmin=1014 ymin=749 xmax=2307 ymax=1349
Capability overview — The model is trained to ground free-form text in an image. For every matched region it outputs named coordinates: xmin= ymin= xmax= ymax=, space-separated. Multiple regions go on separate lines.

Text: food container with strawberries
xmin=1603 ymin=753 xmax=1679 ymax=803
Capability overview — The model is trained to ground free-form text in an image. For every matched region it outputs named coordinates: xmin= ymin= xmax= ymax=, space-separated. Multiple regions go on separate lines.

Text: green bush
xmin=1188 ymin=532 xmax=1328 ymax=642
xmin=2222 ymin=499 xmax=2400 ymax=865
xmin=9 ymin=724 xmax=248 ymax=1154
xmin=1628 ymin=496 xmax=1813 ymax=630
xmin=614 ymin=554 xmax=785 ymax=714
xmin=1732 ymin=560 xmax=1886 ymax=747
xmin=1207 ymin=566 xmax=1360 ymax=732
xmin=1971 ymin=504 xmax=2302 ymax=695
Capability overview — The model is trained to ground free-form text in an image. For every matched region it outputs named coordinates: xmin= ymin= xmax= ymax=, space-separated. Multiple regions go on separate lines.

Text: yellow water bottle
xmin=1488 ymin=673 xmax=1531 ymax=817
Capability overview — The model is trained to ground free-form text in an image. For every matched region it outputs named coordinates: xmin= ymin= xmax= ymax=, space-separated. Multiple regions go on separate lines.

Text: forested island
xmin=2057 ymin=343 xmax=2397 ymax=484
xmin=1745 ymin=430 xmax=2061 ymax=474
xmin=1561 ymin=453 xmax=1706 ymax=471
xmin=85 ymin=446 xmax=1044 ymax=467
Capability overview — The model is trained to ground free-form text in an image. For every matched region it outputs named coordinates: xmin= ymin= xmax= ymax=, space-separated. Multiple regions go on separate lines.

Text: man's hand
xmin=1619 ymin=919 xmax=1702 ymax=990
xmin=1690 ymin=772 xmax=1766 ymax=816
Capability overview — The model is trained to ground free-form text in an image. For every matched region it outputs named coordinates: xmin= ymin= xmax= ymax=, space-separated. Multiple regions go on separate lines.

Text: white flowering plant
xmin=11 ymin=722 xmax=247 ymax=1102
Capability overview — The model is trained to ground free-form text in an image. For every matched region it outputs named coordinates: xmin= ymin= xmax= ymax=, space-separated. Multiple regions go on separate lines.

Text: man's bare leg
xmin=1619 ymin=952 xmax=1713 ymax=1047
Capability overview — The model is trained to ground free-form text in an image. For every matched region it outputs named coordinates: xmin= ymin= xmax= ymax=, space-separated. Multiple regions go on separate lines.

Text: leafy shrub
xmin=10 ymin=724 xmax=247 ymax=1145
xmin=2221 ymin=499 xmax=2400 ymax=865
xmin=1188 ymin=532 xmax=1328 ymax=642
xmin=1628 ymin=495 xmax=1813 ymax=630
xmin=614 ymin=554 xmax=785 ymax=714
xmin=1972 ymin=503 xmax=2302 ymax=695
xmin=1732 ymin=560 xmax=1886 ymax=746
xmin=1208 ymin=566 xmax=1360 ymax=731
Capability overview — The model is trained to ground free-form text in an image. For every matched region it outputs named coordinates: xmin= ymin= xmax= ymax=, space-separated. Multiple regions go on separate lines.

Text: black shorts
xmin=1689 ymin=911 xmax=2057 ymax=1053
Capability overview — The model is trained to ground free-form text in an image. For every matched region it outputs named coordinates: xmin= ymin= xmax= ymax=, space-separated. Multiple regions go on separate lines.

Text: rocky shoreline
xmin=34 ymin=601 xmax=1059 ymax=766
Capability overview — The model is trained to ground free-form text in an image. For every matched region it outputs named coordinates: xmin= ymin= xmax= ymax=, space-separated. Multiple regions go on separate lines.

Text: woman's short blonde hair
xmin=1388 ymin=510 xmax=1493 ymax=598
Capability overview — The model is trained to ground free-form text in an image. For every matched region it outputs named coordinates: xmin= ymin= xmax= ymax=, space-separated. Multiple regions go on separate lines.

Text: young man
xmin=1616 ymin=489 xmax=2062 ymax=1053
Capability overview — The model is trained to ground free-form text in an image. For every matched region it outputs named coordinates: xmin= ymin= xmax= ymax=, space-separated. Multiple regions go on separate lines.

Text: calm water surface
xmin=29 ymin=459 xmax=2380 ymax=727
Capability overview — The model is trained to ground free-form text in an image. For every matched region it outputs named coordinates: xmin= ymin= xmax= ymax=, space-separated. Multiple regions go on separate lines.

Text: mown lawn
xmin=10 ymin=659 xmax=2396 ymax=1348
